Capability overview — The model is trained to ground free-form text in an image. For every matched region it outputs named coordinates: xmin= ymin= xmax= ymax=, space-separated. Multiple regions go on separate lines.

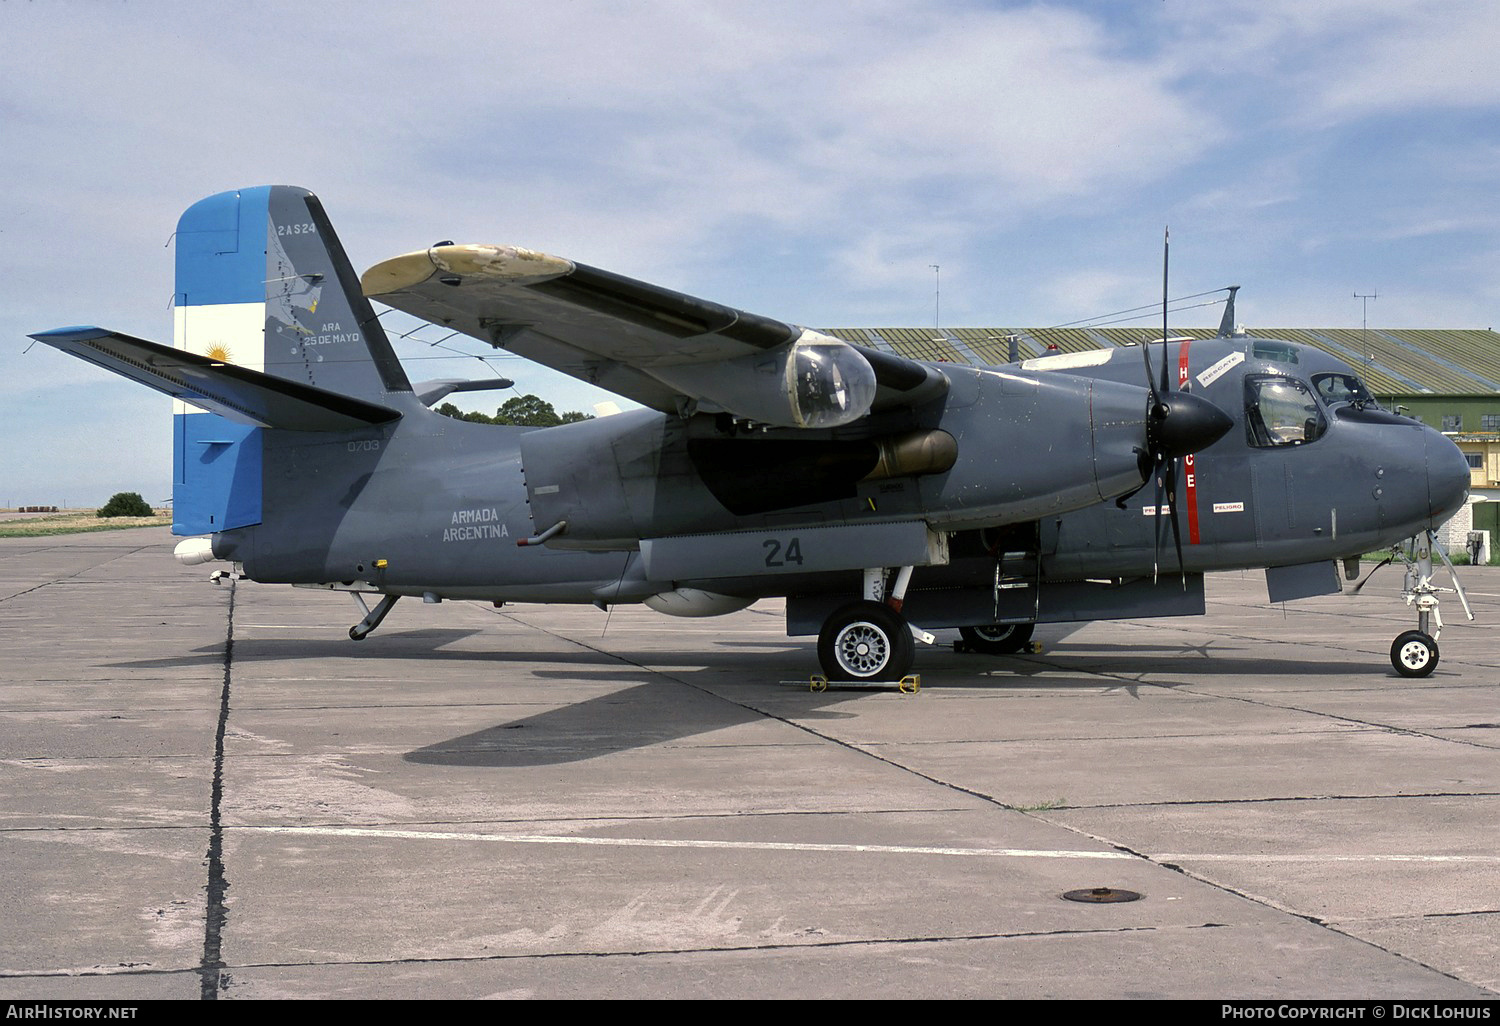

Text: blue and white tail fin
xmin=174 ymin=186 xmax=410 ymax=400
xmin=33 ymin=186 xmax=409 ymax=536
xmin=170 ymin=185 xmax=411 ymax=533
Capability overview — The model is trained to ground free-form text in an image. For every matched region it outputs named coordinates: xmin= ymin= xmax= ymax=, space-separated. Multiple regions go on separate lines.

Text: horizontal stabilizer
xmin=30 ymin=327 xmax=401 ymax=432
xmin=411 ymin=377 xmax=515 ymax=406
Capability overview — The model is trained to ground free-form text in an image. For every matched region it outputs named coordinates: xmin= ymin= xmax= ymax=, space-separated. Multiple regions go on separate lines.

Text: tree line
xmin=434 ymin=394 xmax=593 ymax=427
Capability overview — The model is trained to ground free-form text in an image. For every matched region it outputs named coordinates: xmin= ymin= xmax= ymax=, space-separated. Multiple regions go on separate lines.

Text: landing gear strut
xmin=349 ymin=593 xmax=400 ymax=640
xmin=1386 ymin=531 xmax=1473 ymax=678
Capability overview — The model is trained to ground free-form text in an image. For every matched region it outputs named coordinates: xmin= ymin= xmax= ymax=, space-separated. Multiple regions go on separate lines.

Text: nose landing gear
xmin=1387 ymin=532 xmax=1473 ymax=678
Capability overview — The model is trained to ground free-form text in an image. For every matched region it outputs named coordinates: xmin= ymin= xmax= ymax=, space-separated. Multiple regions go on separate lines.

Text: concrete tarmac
xmin=1 ymin=527 xmax=1496 ymax=1000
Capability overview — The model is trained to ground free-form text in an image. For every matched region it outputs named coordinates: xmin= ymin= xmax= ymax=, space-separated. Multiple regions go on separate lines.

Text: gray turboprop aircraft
xmin=33 ymin=186 xmax=1471 ymax=682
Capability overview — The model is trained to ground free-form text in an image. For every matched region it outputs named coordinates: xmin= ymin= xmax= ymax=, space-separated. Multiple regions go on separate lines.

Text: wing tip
xmin=29 ymin=325 xmax=111 ymax=343
xmin=363 ymin=244 xmax=573 ymax=298
xmin=361 ymin=250 xmax=438 ymax=297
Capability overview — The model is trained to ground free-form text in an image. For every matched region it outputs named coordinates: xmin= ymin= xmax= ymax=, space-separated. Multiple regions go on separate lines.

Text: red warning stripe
xmin=1177 ymin=341 xmax=1201 ymax=544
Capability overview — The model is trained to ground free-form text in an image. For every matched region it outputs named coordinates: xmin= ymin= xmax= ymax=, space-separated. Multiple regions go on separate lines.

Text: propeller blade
xmin=1151 ymin=468 xmax=1165 ymax=581
xmin=1166 ymin=456 xmax=1186 ymax=583
xmin=1161 ymin=227 xmax=1171 ymax=401
xmin=1142 ymin=335 xmax=1159 ymax=409
xmin=1152 ymin=224 xmax=1172 ymax=581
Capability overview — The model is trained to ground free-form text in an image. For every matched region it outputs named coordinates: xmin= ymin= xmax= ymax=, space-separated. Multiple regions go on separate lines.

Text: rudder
xmin=172 ymin=186 xmax=411 ymax=534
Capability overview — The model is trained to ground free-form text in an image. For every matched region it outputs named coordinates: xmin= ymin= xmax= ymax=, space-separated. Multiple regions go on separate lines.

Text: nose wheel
xmin=1390 ymin=630 xmax=1439 ymax=678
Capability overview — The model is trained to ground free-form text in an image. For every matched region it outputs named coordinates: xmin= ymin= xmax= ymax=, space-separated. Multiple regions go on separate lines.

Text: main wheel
xmin=959 ymin=622 xmax=1035 ymax=655
xmin=818 ymin=601 xmax=915 ymax=682
xmin=1390 ymin=630 xmax=1439 ymax=678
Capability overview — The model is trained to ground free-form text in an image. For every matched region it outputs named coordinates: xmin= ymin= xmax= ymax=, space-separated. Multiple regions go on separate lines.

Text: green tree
xmin=434 ymin=402 xmax=501 ymax=425
xmin=493 ymin=394 xmax=564 ymax=426
xmin=97 ymin=492 xmax=153 ymax=517
xmin=435 ymin=395 xmax=593 ymax=427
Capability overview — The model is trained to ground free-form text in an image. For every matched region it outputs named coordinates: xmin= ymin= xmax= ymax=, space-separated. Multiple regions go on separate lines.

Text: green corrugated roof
xmin=820 ymin=327 xmax=1500 ymax=396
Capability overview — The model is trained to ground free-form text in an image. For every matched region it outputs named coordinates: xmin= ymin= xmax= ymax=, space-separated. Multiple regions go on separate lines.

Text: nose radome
xmin=1426 ymin=430 xmax=1471 ymax=526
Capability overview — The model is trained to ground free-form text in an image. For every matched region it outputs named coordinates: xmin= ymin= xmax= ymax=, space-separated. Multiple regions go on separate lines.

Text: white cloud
xmin=1036 ymin=270 xmax=1146 ymax=324
xmin=4 ymin=1 xmax=1498 ymax=503
xmin=1157 ymin=0 xmax=1500 ymax=120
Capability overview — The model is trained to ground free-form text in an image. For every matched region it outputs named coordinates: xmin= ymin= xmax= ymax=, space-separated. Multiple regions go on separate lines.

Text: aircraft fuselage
xmin=210 ymin=335 xmax=1469 ymax=638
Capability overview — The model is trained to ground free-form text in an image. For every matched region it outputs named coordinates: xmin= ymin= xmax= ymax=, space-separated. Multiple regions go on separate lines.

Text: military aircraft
xmin=32 ymin=186 xmax=1471 ymax=683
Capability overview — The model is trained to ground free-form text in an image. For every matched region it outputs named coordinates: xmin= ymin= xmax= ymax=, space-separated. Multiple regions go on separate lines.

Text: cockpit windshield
xmin=1245 ymin=376 xmax=1327 ymax=447
xmin=1312 ymin=372 xmax=1379 ymax=409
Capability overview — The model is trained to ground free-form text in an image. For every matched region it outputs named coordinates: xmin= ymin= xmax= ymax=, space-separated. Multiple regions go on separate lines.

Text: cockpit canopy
xmin=1312 ymin=371 xmax=1379 ymax=409
xmin=1244 ymin=369 xmax=1383 ymax=448
xmin=1246 ymin=376 xmax=1326 ymax=447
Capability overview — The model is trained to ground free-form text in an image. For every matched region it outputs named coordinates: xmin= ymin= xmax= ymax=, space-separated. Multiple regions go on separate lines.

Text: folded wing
xmin=362 ymin=244 xmax=946 ymax=428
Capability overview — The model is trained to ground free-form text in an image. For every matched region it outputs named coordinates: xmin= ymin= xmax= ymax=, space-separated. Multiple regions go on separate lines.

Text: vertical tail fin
xmin=172 ymin=186 xmax=409 ymax=534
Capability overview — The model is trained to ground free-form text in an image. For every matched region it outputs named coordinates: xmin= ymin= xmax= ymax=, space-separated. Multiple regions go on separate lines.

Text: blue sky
xmin=3 ymin=0 xmax=1497 ymax=505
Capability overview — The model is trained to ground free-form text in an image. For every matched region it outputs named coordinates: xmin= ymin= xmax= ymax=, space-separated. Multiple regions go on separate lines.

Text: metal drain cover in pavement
xmin=1062 ymin=887 xmax=1143 ymax=903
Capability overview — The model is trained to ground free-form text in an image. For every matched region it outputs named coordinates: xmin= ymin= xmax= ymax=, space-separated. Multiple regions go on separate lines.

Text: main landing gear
xmin=817 ymin=567 xmax=933 ymax=682
xmin=1385 ymin=531 xmax=1473 ymax=678
xmin=818 ymin=601 xmax=914 ymax=681
xmin=957 ymin=622 xmax=1036 ymax=655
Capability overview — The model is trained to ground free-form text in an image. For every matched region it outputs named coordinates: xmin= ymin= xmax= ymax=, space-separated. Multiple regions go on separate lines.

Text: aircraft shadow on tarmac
xmin=398 ymin=646 xmax=1382 ymax=768
xmin=101 ymin=626 xmax=1424 ymax=767
xmin=106 ymin=630 xmax=611 ymax=669
xmin=1001 ymin=644 xmax=1401 ymax=678
xmin=402 ymin=680 xmax=778 ymax=768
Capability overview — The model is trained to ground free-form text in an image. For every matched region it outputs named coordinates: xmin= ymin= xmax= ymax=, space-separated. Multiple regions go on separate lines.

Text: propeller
xmin=1111 ymin=235 xmax=1233 ymax=569
xmin=1138 ymin=228 xmax=1234 ymax=581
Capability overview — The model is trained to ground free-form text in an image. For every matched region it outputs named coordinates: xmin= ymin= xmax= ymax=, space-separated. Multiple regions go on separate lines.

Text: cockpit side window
xmin=1245 ymin=376 xmax=1327 ymax=447
xmin=1251 ymin=341 xmax=1300 ymax=365
xmin=1312 ymin=372 xmax=1379 ymax=409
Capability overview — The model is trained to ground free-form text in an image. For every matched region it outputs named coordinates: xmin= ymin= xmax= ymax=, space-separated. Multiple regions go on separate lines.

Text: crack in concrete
xmin=197 ymin=580 xmax=234 ymax=1000
xmin=0 ymin=542 xmax=159 ymax=604
xmin=2 ymin=921 xmax=1214 ymax=979
xmin=1046 ymin=790 xmax=1500 ymax=810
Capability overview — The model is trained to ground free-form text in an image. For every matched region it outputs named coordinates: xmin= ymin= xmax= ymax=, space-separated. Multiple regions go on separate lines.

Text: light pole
xmin=1355 ymin=290 xmax=1378 ymax=375
xmin=930 ymin=264 xmax=940 ymax=334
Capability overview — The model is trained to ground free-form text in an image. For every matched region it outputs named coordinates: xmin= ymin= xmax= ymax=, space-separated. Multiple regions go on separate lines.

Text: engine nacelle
xmin=649 ymin=330 xmax=876 ymax=429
